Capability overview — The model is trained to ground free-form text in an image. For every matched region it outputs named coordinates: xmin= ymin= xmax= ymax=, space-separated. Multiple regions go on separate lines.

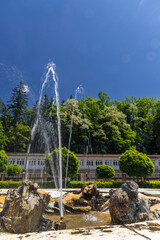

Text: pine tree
xmin=7 ymin=81 xmax=28 ymax=124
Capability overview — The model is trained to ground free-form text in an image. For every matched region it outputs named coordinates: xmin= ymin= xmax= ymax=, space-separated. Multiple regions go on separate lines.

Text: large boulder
xmin=0 ymin=181 xmax=52 ymax=233
xmin=109 ymin=181 xmax=158 ymax=224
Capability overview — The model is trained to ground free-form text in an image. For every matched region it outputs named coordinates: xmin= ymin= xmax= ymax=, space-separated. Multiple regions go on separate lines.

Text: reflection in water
xmin=44 ymin=212 xmax=111 ymax=229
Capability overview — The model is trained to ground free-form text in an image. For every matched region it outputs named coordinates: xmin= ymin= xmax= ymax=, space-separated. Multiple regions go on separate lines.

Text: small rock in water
xmin=54 ymin=219 xmax=66 ymax=230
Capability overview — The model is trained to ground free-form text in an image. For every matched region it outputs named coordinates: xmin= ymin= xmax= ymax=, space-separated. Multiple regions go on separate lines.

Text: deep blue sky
xmin=1 ymin=0 xmax=160 ymax=105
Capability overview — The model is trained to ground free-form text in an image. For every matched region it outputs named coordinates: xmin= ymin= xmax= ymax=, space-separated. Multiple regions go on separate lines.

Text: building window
xmin=113 ymin=161 xmax=118 ymax=166
xmin=80 ymin=161 xmax=84 ymax=166
xmin=96 ymin=161 xmax=102 ymax=166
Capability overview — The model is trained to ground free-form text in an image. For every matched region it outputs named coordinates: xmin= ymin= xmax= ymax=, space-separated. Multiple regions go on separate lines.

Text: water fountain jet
xmin=24 ymin=62 xmax=64 ymax=222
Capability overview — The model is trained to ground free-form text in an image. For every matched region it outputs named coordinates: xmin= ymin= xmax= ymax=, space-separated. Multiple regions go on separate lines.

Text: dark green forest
xmin=1 ymin=81 xmax=160 ymax=155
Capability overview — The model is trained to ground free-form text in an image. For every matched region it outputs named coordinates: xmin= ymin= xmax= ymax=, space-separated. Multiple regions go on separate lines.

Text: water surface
xmin=44 ymin=212 xmax=111 ymax=229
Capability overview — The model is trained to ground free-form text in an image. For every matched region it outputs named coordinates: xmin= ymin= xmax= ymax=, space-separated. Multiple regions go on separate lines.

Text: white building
xmin=6 ymin=152 xmax=160 ymax=181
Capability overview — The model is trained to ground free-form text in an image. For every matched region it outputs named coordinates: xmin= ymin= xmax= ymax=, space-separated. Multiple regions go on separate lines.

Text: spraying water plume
xmin=65 ymin=85 xmax=84 ymax=188
xmin=25 ymin=62 xmax=63 ymax=219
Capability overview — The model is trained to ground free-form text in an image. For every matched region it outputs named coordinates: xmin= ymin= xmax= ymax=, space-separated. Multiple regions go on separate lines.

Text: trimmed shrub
xmin=66 ymin=180 xmax=126 ymax=188
xmin=45 ymin=147 xmax=80 ymax=178
xmin=137 ymin=181 xmax=160 ymax=189
xmin=119 ymin=149 xmax=155 ymax=178
xmin=67 ymin=180 xmax=160 ymax=189
xmin=96 ymin=165 xmax=115 ymax=180
xmin=0 ymin=181 xmax=22 ymax=188
xmin=1 ymin=180 xmax=160 ymax=189
xmin=7 ymin=164 xmax=22 ymax=177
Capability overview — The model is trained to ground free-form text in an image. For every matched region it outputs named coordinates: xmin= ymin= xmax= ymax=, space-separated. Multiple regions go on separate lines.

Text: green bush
xmin=96 ymin=165 xmax=115 ymax=179
xmin=45 ymin=147 xmax=80 ymax=178
xmin=0 ymin=181 xmax=22 ymax=188
xmin=7 ymin=164 xmax=22 ymax=177
xmin=119 ymin=149 xmax=155 ymax=178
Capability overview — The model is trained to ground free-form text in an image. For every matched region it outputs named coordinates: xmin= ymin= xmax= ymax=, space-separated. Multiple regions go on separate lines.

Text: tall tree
xmin=98 ymin=106 xmax=136 ymax=153
xmin=5 ymin=122 xmax=30 ymax=152
xmin=61 ymin=98 xmax=91 ymax=153
xmin=98 ymin=91 xmax=110 ymax=110
xmin=0 ymin=121 xmax=8 ymax=150
xmin=0 ymin=150 xmax=8 ymax=173
xmin=7 ymin=81 xmax=28 ymax=124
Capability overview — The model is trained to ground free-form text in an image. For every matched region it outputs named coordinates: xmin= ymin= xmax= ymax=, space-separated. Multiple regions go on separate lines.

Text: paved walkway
xmin=0 ymin=220 xmax=160 ymax=240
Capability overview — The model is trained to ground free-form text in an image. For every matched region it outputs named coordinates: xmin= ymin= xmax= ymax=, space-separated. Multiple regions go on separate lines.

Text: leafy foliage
xmin=0 ymin=150 xmax=9 ymax=173
xmin=96 ymin=165 xmax=115 ymax=179
xmin=0 ymin=121 xmax=8 ymax=150
xmin=5 ymin=122 xmax=30 ymax=152
xmin=45 ymin=147 xmax=80 ymax=178
xmin=2 ymin=81 xmax=160 ymax=155
xmin=7 ymin=163 xmax=22 ymax=176
xmin=119 ymin=149 xmax=155 ymax=178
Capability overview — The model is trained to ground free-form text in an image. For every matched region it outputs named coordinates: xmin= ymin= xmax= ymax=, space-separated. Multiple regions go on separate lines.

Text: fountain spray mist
xmin=25 ymin=62 xmax=63 ymax=219
xmin=65 ymin=85 xmax=83 ymax=188
xmin=46 ymin=63 xmax=63 ymax=219
xmin=25 ymin=63 xmax=53 ymax=180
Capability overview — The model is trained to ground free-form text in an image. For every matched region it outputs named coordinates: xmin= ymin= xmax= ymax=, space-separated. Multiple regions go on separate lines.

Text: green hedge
xmin=67 ymin=180 xmax=160 ymax=189
xmin=0 ymin=181 xmax=22 ymax=188
xmin=1 ymin=180 xmax=160 ymax=189
xmin=66 ymin=180 xmax=126 ymax=188
xmin=138 ymin=181 xmax=160 ymax=189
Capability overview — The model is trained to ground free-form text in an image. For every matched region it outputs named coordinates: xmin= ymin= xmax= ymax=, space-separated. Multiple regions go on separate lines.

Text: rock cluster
xmin=0 ymin=181 xmax=52 ymax=233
